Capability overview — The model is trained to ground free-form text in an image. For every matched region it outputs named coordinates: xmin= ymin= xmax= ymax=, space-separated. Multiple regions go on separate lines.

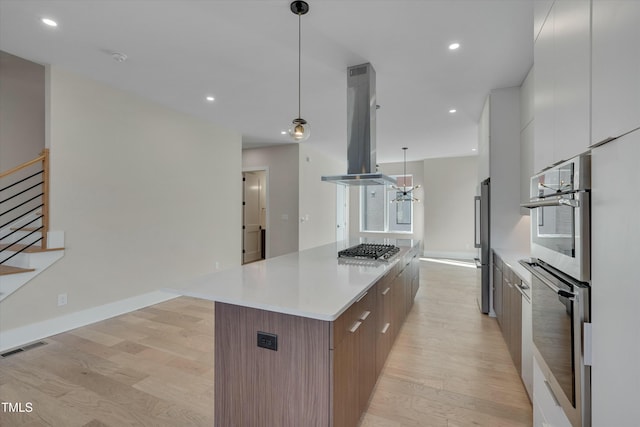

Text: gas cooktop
xmin=338 ymin=243 xmax=400 ymax=262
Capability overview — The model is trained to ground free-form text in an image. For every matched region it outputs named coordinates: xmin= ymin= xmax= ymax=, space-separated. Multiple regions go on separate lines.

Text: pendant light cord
xmin=298 ymin=11 xmax=302 ymax=119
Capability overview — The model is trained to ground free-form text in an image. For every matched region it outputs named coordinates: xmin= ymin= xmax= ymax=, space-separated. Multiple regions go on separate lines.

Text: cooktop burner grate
xmin=338 ymin=243 xmax=400 ymax=261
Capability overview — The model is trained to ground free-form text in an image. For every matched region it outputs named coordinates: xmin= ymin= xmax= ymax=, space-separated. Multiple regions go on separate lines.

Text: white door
xmin=243 ymin=172 xmax=261 ymax=264
xmin=336 ymin=185 xmax=348 ymax=242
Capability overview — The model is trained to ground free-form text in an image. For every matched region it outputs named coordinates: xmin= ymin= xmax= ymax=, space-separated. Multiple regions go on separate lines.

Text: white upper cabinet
xmin=592 ymin=0 xmax=640 ymax=144
xmin=520 ymin=67 xmax=535 ymax=211
xmin=533 ymin=4 xmax=555 ymax=173
xmin=552 ymin=0 xmax=591 ymax=163
xmin=533 ymin=0 xmax=591 ymax=173
xmin=520 ymin=66 xmax=535 ymax=129
xmin=534 ymin=0 xmax=554 ymax=42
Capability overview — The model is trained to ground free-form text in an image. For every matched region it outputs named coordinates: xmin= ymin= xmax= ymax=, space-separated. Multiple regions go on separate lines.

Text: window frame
xmin=359 ymin=174 xmax=414 ymax=234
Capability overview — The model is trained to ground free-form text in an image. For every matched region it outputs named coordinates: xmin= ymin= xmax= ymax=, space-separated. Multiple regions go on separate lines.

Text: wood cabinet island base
xmin=214 ymin=302 xmax=331 ymax=427
xmin=177 ymin=240 xmax=421 ymax=426
xmin=212 ymin=247 xmax=420 ymax=426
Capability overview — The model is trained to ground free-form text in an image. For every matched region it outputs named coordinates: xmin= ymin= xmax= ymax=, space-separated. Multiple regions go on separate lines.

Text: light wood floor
xmin=0 ymin=260 xmax=532 ymax=426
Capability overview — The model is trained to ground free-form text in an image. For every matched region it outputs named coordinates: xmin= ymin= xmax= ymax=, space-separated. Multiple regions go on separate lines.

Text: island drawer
xmin=330 ymin=282 xmax=377 ymax=350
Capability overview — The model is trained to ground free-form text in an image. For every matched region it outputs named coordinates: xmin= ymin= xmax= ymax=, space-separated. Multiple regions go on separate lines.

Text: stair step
xmin=0 ymin=265 xmax=36 ymax=276
xmin=0 ymin=243 xmax=64 ymax=253
xmin=9 ymin=226 xmax=41 ymax=232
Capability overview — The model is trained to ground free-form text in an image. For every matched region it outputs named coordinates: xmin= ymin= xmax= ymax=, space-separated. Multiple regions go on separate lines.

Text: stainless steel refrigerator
xmin=474 ymin=178 xmax=490 ymax=314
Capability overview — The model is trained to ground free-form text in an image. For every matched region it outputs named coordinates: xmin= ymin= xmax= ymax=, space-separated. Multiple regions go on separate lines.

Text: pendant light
xmin=288 ymin=1 xmax=311 ymax=142
xmin=391 ymin=147 xmax=421 ymax=203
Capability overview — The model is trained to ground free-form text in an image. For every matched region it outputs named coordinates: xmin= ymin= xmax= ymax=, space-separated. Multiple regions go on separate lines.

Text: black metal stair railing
xmin=0 ymin=152 xmax=48 ymax=266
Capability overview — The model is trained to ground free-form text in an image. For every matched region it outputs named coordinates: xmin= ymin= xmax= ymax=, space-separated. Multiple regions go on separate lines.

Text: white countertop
xmin=493 ymin=248 xmax=533 ymax=286
xmin=171 ymin=239 xmax=419 ymax=321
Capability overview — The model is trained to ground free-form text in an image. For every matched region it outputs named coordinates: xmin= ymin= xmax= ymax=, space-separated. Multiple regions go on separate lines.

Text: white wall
xmin=0 ymin=66 xmax=242 ymax=331
xmin=423 ymin=156 xmax=478 ymax=259
xmin=298 ymin=144 xmax=345 ymax=251
xmin=243 ymin=145 xmax=299 ymax=257
xmin=349 ymin=159 xmax=425 ymax=243
xmin=0 ymin=51 xmax=45 ymax=172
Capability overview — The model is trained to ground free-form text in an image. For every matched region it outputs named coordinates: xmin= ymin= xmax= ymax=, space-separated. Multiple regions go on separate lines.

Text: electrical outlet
xmin=57 ymin=293 xmax=67 ymax=306
xmin=257 ymin=331 xmax=277 ymax=351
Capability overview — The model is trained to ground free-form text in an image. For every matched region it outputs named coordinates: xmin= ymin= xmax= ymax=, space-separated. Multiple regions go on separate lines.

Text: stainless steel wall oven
xmin=521 ymin=154 xmax=591 ymax=427
xmin=521 ymin=259 xmax=591 ymax=426
xmin=522 ymin=155 xmax=590 ymax=282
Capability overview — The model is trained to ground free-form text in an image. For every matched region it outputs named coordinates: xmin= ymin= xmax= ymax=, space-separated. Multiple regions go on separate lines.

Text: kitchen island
xmin=178 ymin=238 xmax=421 ymax=427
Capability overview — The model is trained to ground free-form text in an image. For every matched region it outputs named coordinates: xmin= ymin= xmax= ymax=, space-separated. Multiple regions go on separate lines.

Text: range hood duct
xmin=321 ymin=63 xmax=397 ymax=186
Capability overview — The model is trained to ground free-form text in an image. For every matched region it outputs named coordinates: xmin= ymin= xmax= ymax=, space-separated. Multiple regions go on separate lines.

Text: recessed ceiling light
xmin=472 ymin=148 xmax=477 ymax=152
xmin=111 ymin=52 xmax=127 ymax=63
xmin=41 ymin=17 xmax=58 ymax=27
xmin=280 ymin=131 xmax=287 ymax=135
xmin=205 ymin=96 xmax=215 ymax=102
xmin=448 ymin=42 xmax=460 ymax=50
xmin=449 ymin=109 xmax=457 ymax=113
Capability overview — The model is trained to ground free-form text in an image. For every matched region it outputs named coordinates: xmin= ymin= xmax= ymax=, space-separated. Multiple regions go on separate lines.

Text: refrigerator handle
xmin=474 ymin=196 xmax=481 ymax=248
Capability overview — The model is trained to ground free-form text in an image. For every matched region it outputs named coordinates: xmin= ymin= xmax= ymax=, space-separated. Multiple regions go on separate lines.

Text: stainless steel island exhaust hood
xmin=321 ymin=63 xmax=397 ymax=186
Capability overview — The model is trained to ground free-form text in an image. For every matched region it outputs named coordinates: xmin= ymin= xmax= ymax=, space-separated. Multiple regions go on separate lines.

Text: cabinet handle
xmin=381 ymin=323 xmax=390 ymax=334
xmin=349 ymin=321 xmax=362 ymax=333
xmin=356 ymin=291 xmax=368 ymax=303
xmin=382 ymin=287 xmax=391 ymax=296
xmin=360 ymin=311 xmax=371 ymax=321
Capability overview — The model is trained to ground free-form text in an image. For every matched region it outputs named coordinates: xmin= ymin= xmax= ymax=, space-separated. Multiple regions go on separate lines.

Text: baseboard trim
xmin=422 ymin=250 xmax=476 ymax=260
xmin=0 ymin=290 xmax=177 ymax=353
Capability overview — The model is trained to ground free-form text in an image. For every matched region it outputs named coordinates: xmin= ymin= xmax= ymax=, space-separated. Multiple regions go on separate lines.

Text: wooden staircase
xmin=0 ymin=149 xmax=65 ymax=301
xmin=0 ymin=265 xmax=35 ymax=276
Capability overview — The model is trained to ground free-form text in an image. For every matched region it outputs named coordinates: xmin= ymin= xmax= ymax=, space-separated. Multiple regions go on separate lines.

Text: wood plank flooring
xmin=360 ymin=260 xmax=532 ymax=426
xmin=0 ymin=260 xmax=532 ymax=426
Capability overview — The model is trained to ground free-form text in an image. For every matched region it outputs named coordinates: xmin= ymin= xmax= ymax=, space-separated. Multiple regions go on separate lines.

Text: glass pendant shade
xmin=288 ymin=118 xmax=310 ymax=142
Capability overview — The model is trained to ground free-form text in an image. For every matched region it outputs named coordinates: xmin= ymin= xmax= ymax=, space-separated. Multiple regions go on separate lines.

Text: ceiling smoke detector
xmin=111 ymin=52 xmax=128 ymax=63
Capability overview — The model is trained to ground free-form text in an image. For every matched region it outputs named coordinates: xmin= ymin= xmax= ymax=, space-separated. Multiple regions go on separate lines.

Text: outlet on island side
xmin=257 ymin=331 xmax=277 ymax=351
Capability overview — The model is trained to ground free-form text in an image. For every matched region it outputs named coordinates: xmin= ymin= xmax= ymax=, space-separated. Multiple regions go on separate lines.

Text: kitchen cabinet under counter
xmin=492 ymin=249 xmax=533 ymax=401
xmin=171 ymin=238 xmax=421 ymax=427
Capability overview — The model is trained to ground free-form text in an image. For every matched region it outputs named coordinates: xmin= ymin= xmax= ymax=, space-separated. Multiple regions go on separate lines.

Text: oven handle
xmin=520 ymin=197 xmax=580 ymax=209
xmin=520 ymin=261 xmax=578 ymax=301
xmin=542 ymin=278 xmax=577 ymax=301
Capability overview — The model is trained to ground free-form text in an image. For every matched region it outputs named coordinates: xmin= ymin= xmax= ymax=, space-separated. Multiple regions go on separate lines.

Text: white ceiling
xmin=0 ymin=0 xmax=533 ymax=164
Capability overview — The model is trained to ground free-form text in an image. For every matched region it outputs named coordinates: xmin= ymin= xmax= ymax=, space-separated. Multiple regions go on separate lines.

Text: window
xmin=360 ymin=175 xmax=413 ymax=233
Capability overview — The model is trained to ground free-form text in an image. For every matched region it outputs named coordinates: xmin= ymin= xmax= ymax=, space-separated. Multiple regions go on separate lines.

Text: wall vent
xmin=1 ymin=341 xmax=47 ymax=358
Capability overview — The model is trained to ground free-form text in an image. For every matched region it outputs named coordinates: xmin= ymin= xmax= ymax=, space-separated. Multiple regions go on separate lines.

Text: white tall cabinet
xmin=533 ymin=1 xmax=640 ymax=425
xmin=589 ymin=2 xmax=640 ymax=425
xmin=591 ymin=129 xmax=640 ymax=426
xmin=477 ymin=88 xmax=530 ymax=253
